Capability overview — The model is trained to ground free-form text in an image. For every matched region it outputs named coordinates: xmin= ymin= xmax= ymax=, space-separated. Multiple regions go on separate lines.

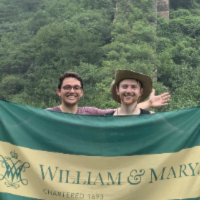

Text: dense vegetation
xmin=0 ymin=0 xmax=200 ymax=112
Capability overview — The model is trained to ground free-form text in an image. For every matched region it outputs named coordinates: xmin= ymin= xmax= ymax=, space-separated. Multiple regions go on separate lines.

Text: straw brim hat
xmin=110 ymin=70 xmax=152 ymax=103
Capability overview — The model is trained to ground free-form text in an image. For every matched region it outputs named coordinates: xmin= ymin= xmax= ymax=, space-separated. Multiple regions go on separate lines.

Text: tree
xmin=170 ymin=0 xmax=198 ymax=10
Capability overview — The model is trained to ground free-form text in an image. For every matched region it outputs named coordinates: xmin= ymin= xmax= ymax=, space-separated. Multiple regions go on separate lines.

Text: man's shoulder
xmin=140 ymin=108 xmax=151 ymax=114
xmin=77 ymin=107 xmax=114 ymax=115
xmin=46 ymin=106 xmax=61 ymax=112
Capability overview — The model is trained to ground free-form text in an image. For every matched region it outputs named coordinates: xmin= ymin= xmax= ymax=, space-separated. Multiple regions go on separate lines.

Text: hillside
xmin=0 ymin=0 xmax=200 ymax=111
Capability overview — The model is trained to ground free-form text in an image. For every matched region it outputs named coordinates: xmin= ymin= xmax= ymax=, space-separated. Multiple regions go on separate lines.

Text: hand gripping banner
xmin=1 ymin=100 xmax=200 ymax=200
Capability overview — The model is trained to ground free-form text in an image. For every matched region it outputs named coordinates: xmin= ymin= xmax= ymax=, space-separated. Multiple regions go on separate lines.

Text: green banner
xmin=1 ymin=100 xmax=200 ymax=200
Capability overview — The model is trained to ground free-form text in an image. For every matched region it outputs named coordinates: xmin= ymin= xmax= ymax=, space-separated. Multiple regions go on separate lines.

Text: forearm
xmin=138 ymin=100 xmax=151 ymax=109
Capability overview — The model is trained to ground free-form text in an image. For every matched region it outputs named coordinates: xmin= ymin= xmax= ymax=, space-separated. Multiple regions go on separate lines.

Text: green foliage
xmin=170 ymin=9 xmax=191 ymax=19
xmin=156 ymin=2 xmax=200 ymax=111
xmin=166 ymin=65 xmax=200 ymax=110
xmin=0 ymin=75 xmax=24 ymax=100
xmin=170 ymin=0 xmax=198 ymax=10
xmin=26 ymin=10 xmax=53 ymax=34
xmin=0 ymin=0 xmax=200 ymax=113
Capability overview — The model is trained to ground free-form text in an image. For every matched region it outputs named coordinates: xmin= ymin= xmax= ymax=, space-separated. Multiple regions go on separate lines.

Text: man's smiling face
xmin=57 ymin=77 xmax=83 ymax=106
xmin=116 ymin=79 xmax=143 ymax=105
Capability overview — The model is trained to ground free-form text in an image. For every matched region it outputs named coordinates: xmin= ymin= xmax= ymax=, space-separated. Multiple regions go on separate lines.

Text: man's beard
xmin=120 ymin=94 xmax=137 ymax=105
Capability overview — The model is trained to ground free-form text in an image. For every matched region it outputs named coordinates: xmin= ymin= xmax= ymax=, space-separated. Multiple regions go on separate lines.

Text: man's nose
xmin=126 ymin=86 xmax=132 ymax=92
xmin=69 ymin=87 xmax=75 ymax=92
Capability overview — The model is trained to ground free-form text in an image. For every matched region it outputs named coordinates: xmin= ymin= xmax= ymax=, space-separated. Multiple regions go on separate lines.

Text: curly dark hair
xmin=58 ymin=72 xmax=83 ymax=90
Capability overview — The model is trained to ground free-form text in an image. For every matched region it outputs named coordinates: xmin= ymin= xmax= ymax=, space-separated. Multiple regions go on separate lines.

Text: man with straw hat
xmin=47 ymin=71 xmax=169 ymax=115
xmin=108 ymin=69 xmax=154 ymax=115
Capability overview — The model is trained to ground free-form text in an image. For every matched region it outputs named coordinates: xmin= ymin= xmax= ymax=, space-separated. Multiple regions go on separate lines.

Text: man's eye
xmin=122 ymin=85 xmax=128 ymax=89
xmin=63 ymin=86 xmax=71 ymax=90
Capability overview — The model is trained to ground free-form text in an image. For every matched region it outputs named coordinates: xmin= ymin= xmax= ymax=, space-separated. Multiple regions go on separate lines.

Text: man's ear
xmin=80 ymin=89 xmax=83 ymax=98
xmin=140 ymin=88 xmax=143 ymax=96
xmin=116 ymin=86 xmax=119 ymax=96
xmin=56 ymin=89 xmax=61 ymax=97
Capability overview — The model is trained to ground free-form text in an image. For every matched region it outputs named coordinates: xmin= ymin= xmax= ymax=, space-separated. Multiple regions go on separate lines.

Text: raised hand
xmin=149 ymin=89 xmax=170 ymax=108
